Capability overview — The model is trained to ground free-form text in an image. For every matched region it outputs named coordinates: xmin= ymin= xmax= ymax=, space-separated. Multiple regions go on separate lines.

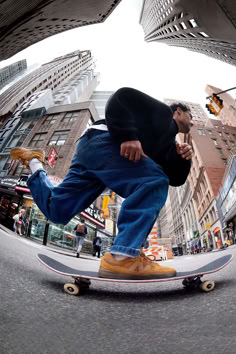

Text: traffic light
xmin=212 ymin=94 xmax=223 ymax=109
xmin=206 ymin=94 xmax=224 ymax=116
xmin=206 ymin=103 xmax=216 ymax=115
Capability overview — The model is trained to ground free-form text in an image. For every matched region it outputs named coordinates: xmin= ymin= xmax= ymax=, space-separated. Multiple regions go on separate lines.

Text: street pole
xmin=206 ymin=86 xmax=236 ymax=99
xmin=43 ymin=219 xmax=49 ymax=246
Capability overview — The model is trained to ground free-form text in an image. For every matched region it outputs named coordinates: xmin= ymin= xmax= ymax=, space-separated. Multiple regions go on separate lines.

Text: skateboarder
xmin=11 ymin=87 xmax=193 ymax=280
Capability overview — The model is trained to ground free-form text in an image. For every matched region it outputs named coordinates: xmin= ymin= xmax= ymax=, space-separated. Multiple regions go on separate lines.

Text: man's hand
xmin=176 ymin=142 xmax=193 ymax=160
xmin=120 ymin=140 xmax=148 ymax=162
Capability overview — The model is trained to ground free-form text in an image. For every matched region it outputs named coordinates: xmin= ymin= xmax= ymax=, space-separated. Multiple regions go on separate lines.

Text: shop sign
xmin=81 ymin=205 xmax=105 ymax=228
xmin=205 ymin=222 xmax=211 ymax=230
xmin=47 ymin=147 xmax=57 ymax=168
xmin=15 ymin=175 xmax=30 ymax=193
xmin=0 ymin=176 xmax=20 ymax=189
xmin=48 ymin=175 xmax=62 ymax=186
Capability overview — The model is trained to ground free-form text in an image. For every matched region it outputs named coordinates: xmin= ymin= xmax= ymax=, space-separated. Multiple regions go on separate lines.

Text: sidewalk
xmin=0 ymin=223 xmax=97 ymax=261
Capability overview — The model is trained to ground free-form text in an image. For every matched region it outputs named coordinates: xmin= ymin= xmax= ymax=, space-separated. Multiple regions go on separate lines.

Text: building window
xmin=217 ymin=148 xmax=224 ymax=157
xmin=7 ymin=136 xmax=20 ymax=148
xmin=188 ymin=32 xmax=197 ymax=38
xmin=42 ymin=115 xmax=57 ymax=127
xmin=15 ymin=165 xmax=30 ymax=176
xmin=223 ymin=140 xmax=229 ymax=147
xmin=199 ymin=32 xmax=209 ymax=38
xmin=189 ymin=19 xmax=198 ymax=28
xmin=0 ymin=155 xmax=13 ymax=170
xmin=61 ymin=112 xmax=79 ymax=125
xmin=29 ymin=133 xmax=47 ymax=148
xmin=49 ymin=131 xmax=69 ymax=146
xmin=19 ymin=121 xmax=35 ymax=130
xmin=197 ymin=129 xmax=206 ymax=136
xmin=180 ymin=22 xmax=187 ymax=29
xmin=212 ymin=139 xmax=218 ymax=146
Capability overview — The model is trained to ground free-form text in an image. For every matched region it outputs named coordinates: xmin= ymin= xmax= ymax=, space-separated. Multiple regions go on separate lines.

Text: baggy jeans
xmin=27 ymin=130 xmax=169 ymax=257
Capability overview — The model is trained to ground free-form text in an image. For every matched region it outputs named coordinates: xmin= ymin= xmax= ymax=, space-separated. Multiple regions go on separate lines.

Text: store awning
xmin=213 ymin=227 xmax=220 ymax=233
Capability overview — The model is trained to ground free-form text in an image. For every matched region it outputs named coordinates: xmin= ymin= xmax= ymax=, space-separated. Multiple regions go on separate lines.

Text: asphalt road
xmin=1 ymin=226 xmax=236 ymax=354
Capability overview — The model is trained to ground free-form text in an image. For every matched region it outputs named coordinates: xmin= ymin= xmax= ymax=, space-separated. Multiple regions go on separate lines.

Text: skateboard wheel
xmin=200 ymin=280 xmax=215 ymax=292
xmin=64 ymin=283 xmax=80 ymax=296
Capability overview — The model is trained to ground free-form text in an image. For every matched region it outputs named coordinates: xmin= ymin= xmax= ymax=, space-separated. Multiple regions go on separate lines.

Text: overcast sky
xmin=1 ymin=0 xmax=235 ymax=111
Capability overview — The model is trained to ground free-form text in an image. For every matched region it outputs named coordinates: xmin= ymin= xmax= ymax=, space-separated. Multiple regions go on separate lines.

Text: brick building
xmin=161 ymin=98 xmax=236 ymax=253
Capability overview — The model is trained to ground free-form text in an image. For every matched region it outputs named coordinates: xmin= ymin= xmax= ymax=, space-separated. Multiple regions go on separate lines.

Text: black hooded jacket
xmin=102 ymin=87 xmax=191 ymax=187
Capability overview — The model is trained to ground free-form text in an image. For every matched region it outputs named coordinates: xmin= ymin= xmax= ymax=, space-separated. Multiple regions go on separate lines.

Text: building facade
xmin=140 ymin=0 xmax=236 ymax=67
xmin=90 ymin=91 xmax=114 ymax=119
xmin=160 ymin=97 xmax=236 ymax=253
xmin=0 ymin=101 xmax=115 ymax=253
xmin=0 ymin=60 xmax=27 ymax=90
xmin=0 ymin=0 xmax=122 ymax=60
xmin=0 ymin=50 xmax=96 ymax=125
xmin=217 ymin=155 xmax=236 ymax=244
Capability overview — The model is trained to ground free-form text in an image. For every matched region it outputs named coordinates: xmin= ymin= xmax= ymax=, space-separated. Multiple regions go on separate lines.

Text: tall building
xmin=0 ymin=60 xmax=27 ymax=90
xmin=161 ymin=97 xmax=236 ymax=252
xmin=90 ymin=91 xmax=114 ymax=119
xmin=140 ymin=0 xmax=236 ymax=67
xmin=188 ymin=119 xmax=236 ymax=248
xmin=0 ymin=0 xmax=122 ymax=60
xmin=0 ymin=50 xmax=100 ymax=176
xmin=0 ymin=50 xmax=97 ymax=125
xmin=205 ymin=84 xmax=236 ymax=128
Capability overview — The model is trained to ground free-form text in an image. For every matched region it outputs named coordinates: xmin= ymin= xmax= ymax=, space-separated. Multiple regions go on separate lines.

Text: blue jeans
xmin=27 ymin=130 xmax=169 ymax=257
xmin=76 ymin=236 xmax=85 ymax=254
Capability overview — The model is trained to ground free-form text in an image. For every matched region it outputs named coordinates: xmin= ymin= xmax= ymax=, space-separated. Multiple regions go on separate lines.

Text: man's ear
xmin=176 ymin=107 xmax=182 ymax=115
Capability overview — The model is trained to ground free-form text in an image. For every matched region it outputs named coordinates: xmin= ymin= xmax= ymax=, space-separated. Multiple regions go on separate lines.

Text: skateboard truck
xmin=64 ymin=278 xmax=91 ymax=296
xmin=182 ymin=276 xmax=215 ymax=292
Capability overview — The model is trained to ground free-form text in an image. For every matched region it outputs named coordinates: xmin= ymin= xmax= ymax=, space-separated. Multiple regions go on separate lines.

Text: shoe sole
xmin=10 ymin=148 xmax=45 ymax=162
xmin=98 ymin=269 xmax=176 ymax=280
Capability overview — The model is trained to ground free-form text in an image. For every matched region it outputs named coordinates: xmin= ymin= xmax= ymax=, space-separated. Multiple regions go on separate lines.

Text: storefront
xmin=0 ymin=175 xmax=30 ymax=230
xmin=0 ymin=174 xmax=108 ymax=254
xmin=217 ymin=156 xmax=236 ymax=246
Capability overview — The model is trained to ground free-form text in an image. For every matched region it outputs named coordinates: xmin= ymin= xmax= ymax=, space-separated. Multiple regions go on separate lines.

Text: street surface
xmin=1 ymin=225 xmax=236 ymax=354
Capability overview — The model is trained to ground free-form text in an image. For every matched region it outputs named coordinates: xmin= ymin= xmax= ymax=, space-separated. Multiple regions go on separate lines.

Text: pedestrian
xmin=93 ymin=236 xmax=103 ymax=258
xmin=12 ymin=209 xmax=26 ymax=236
xmin=73 ymin=219 xmax=87 ymax=258
xmin=10 ymin=87 xmax=193 ymax=280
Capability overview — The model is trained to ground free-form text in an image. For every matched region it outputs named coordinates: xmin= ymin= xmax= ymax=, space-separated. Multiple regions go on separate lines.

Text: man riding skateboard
xmin=11 ymin=87 xmax=193 ymax=280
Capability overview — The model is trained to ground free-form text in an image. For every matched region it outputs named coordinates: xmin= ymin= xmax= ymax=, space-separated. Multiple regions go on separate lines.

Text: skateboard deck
xmin=37 ymin=253 xmax=233 ymax=295
xmin=37 ymin=254 xmax=233 ymax=295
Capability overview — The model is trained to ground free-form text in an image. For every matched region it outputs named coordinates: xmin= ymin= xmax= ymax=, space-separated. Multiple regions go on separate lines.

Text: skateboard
xmin=37 ymin=253 xmax=233 ymax=296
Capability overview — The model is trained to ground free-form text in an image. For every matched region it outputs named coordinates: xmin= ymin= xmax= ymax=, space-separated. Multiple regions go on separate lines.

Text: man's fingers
xmin=141 ymin=151 xmax=148 ymax=158
xmin=129 ymin=149 xmax=136 ymax=161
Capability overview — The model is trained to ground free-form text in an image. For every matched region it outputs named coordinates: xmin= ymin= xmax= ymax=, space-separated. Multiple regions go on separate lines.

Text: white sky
xmin=1 ymin=0 xmax=236 ymax=112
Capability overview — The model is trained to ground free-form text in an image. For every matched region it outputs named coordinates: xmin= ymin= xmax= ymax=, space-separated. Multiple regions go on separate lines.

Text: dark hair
xmin=169 ymin=103 xmax=190 ymax=114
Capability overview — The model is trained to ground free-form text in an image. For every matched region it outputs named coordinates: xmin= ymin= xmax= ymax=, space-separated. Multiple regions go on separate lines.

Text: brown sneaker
xmin=10 ymin=147 xmax=45 ymax=168
xmin=98 ymin=253 xmax=176 ymax=280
